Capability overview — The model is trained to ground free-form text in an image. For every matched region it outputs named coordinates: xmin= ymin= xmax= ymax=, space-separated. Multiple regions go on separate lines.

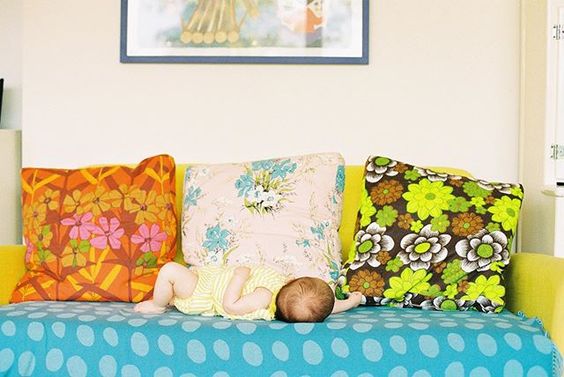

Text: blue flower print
xmin=336 ymin=165 xmax=345 ymax=193
xmin=235 ymin=174 xmax=254 ymax=197
xmin=271 ymin=159 xmax=298 ymax=180
xmin=311 ymin=222 xmax=328 ymax=240
xmin=184 ymin=167 xmax=193 ymax=182
xmin=329 ymin=260 xmax=340 ymax=281
xmin=296 ymin=239 xmax=312 ymax=248
xmin=252 ymin=159 xmax=275 ymax=171
xmin=203 ymin=225 xmax=230 ymax=252
xmin=184 ymin=186 xmax=202 ymax=207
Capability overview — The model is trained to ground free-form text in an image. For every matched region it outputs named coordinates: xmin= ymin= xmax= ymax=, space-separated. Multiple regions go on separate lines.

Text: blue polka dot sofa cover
xmin=0 ymin=302 xmax=561 ymax=377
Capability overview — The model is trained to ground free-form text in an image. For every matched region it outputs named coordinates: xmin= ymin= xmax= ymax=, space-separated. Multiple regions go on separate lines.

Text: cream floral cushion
xmin=181 ymin=153 xmax=345 ymax=283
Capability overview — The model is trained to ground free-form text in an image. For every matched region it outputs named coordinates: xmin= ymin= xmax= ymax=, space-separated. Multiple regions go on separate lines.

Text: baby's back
xmin=194 ymin=265 xmax=287 ymax=320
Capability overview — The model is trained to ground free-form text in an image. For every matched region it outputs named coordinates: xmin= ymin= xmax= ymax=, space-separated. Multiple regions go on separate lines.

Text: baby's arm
xmin=223 ymin=266 xmax=273 ymax=316
xmin=332 ymin=291 xmax=363 ymax=314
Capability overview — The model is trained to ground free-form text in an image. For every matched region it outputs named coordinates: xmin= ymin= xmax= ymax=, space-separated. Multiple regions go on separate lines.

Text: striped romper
xmin=172 ymin=265 xmax=288 ymax=321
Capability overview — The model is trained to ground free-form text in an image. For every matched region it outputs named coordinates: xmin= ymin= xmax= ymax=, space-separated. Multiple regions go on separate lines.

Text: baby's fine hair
xmin=275 ymin=277 xmax=335 ymax=323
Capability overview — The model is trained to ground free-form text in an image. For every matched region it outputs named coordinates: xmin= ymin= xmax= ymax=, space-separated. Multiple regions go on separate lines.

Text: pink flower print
xmin=91 ymin=217 xmax=125 ymax=250
xmin=25 ymin=237 xmax=35 ymax=264
xmin=131 ymin=224 xmax=167 ymax=253
xmin=60 ymin=212 xmax=96 ymax=240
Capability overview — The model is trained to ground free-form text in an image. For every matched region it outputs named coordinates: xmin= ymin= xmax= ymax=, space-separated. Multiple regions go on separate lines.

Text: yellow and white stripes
xmin=173 ymin=265 xmax=287 ymax=321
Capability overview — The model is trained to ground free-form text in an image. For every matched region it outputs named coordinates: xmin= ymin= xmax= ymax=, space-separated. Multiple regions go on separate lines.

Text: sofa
xmin=0 ymin=164 xmax=563 ymax=377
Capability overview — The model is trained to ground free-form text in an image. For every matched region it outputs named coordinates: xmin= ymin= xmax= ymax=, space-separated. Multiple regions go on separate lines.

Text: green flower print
xmin=359 ymin=189 xmax=376 ymax=227
xmin=33 ymin=225 xmax=53 ymax=251
xmin=455 ymin=230 xmax=509 ymax=272
xmin=441 ymin=259 xmax=467 ymax=285
xmin=448 ymin=197 xmax=471 ymax=213
xmin=510 ymin=186 xmax=524 ymax=199
xmin=136 ymin=252 xmax=157 ymax=269
xmin=37 ymin=249 xmax=54 ymax=264
xmin=403 ymin=179 xmax=454 ymax=220
xmin=490 ymin=261 xmax=506 ymax=273
xmin=430 ymin=214 xmax=450 ymax=232
xmin=463 ymin=181 xmax=490 ymax=198
xmin=398 ymin=225 xmax=451 ymax=270
xmin=384 ymin=268 xmax=432 ymax=301
xmin=421 ymin=296 xmax=472 ymax=311
xmin=349 ymin=223 xmax=395 ymax=270
xmin=376 ymin=206 xmax=398 ymax=227
xmin=410 ymin=220 xmax=423 ymax=233
xmin=444 ymin=284 xmax=458 ymax=299
xmin=422 ymin=284 xmax=442 ymax=298
xmin=470 ymin=197 xmax=485 ymax=207
xmin=335 ymin=284 xmax=348 ymax=300
xmin=386 ymin=257 xmax=403 ymax=273
xmin=488 ymin=196 xmax=522 ymax=232
xmin=63 ymin=239 xmax=91 ymax=268
xmin=486 ymin=222 xmax=501 ymax=232
xmin=366 ymin=156 xmax=398 ymax=183
xmin=463 ymin=275 xmax=505 ymax=305
xmin=404 ymin=169 xmax=421 ymax=181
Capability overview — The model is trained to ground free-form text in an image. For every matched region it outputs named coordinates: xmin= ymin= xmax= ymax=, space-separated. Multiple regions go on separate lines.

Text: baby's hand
xmin=234 ymin=266 xmax=251 ymax=279
xmin=348 ymin=292 xmax=363 ymax=308
xmin=332 ymin=291 xmax=363 ymax=314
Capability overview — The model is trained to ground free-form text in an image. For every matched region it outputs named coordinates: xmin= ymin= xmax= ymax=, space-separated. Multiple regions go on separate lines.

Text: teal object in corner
xmin=0 ymin=302 xmax=561 ymax=377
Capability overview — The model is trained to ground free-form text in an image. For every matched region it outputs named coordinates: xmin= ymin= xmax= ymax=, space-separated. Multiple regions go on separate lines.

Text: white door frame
xmin=545 ymin=0 xmax=564 ymax=185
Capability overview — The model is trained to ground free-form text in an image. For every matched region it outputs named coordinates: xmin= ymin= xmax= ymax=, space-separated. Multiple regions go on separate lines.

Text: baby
xmin=135 ymin=262 xmax=362 ymax=322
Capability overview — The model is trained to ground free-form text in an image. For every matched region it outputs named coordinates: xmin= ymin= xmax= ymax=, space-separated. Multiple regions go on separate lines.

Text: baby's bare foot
xmin=134 ymin=300 xmax=166 ymax=314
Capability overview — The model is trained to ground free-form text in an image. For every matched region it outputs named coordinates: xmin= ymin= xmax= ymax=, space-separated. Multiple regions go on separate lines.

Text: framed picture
xmin=120 ymin=0 xmax=369 ymax=64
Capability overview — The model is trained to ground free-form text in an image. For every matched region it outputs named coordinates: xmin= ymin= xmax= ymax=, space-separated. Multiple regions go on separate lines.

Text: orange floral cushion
xmin=11 ymin=155 xmax=177 ymax=303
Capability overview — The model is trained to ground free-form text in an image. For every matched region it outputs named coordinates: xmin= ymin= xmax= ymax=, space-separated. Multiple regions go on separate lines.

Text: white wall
xmin=0 ymin=0 xmax=22 ymax=129
xmin=0 ymin=130 xmax=21 ymax=244
xmin=0 ymin=0 xmax=23 ymax=243
xmin=519 ymin=0 xmax=554 ymax=255
xmin=18 ymin=0 xmax=520 ymax=183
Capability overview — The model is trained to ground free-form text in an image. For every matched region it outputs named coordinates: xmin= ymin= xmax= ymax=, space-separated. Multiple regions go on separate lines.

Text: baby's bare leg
xmin=134 ymin=262 xmax=198 ymax=313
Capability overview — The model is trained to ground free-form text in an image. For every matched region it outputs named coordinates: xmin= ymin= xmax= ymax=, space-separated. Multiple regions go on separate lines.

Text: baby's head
xmin=275 ymin=277 xmax=335 ymax=322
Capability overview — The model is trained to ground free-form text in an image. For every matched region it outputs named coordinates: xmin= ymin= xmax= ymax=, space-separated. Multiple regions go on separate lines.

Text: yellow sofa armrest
xmin=506 ymin=252 xmax=564 ymax=352
xmin=0 ymin=245 xmax=26 ymax=305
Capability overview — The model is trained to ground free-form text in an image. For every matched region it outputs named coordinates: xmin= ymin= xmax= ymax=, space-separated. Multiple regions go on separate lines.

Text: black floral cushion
xmin=338 ymin=156 xmax=524 ymax=313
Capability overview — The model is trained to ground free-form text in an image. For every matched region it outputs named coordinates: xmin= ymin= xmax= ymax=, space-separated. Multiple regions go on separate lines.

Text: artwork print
xmin=121 ymin=0 xmax=368 ymax=63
